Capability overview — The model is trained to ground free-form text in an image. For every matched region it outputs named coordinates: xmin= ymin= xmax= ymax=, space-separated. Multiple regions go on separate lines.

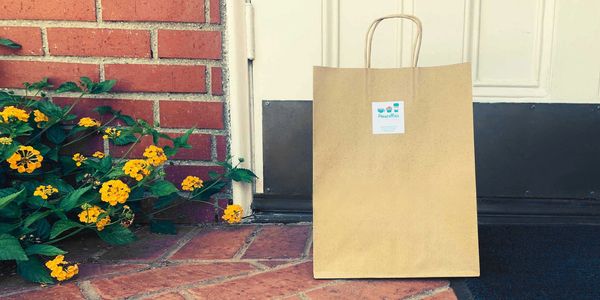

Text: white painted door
xmin=249 ymin=0 xmax=600 ymax=193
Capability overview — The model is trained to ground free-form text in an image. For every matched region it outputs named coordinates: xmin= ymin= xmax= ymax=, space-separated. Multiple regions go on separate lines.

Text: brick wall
xmin=0 ymin=0 xmax=229 ymax=223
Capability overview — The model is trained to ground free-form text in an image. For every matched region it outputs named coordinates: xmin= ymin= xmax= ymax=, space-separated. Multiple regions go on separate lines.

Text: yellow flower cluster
xmin=78 ymin=205 xmax=111 ymax=231
xmin=0 ymin=137 xmax=12 ymax=145
xmin=45 ymin=255 xmax=78 ymax=281
xmin=78 ymin=205 xmax=104 ymax=223
xmin=33 ymin=110 xmax=49 ymax=124
xmin=222 ymin=204 xmax=243 ymax=224
xmin=181 ymin=176 xmax=203 ymax=191
xmin=72 ymin=153 xmax=87 ymax=167
xmin=123 ymin=159 xmax=151 ymax=181
xmin=0 ymin=106 xmax=29 ymax=122
xmin=99 ymin=179 xmax=130 ymax=206
xmin=7 ymin=146 xmax=43 ymax=173
xmin=92 ymin=151 xmax=105 ymax=158
xmin=78 ymin=117 xmax=101 ymax=127
xmin=143 ymin=145 xmax=167 ymax=167
xmin=102 ymin=127 xmax=121 ymax=140
xmin=33 ymin=185 xmax=58 ymax=200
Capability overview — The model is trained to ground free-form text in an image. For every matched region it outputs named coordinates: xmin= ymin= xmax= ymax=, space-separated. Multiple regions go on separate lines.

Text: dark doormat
xmin=452 ymin=224 xmax=600 ymax=300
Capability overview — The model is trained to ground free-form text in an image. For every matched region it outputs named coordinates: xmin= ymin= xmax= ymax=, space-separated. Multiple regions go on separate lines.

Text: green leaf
xmin=80 ymin=77 xmax=93 ymax=90
xmin=46 ymin=124 xmax=67 ymax=144
xmin=153 ymin=193 xmax=177 ymax=209
xmin=24 ymin=78 xmax=52 ymax=91
xmin=49 ymin=219 xmax=82 ymax=239
xmin=193 ymin=180 xmax=227 ymax=201
xmin=0 ymin=38 xmax=21 ymax=49
xmin=25 ymin=244 xmax=66 ymax=256
xmin=0 ymin=234 xmax=28 ymax=261
xmin=17 ymin=256 xmax=54 ymax=284
xmin=150 ymin=219 xmax=177 ymax=235
xmin=173 ymin=128 xmax=194 ymax=149
xmin=0 ymin=189 xmax=24 ymax=210
xmin=0 ymin=142 xmax=19 ymax=160
xmin=117 ymin=114 xmax=136 ymax=126
xmin=150 ymin=180 xmax=179 ymax=197
xmin=226 ymin=168 xmax=258 ymax=183
xmin=23 ymin=210 xmax=53 ymax=229
xmin=89 ymin=80 xmax=116 ymax=94
xmin=59 ymin=186 xmax=92 ymax=211
xmin=97 ymin=225 xmax=136 ymax=245
xmin=113 ymin=132 xmax=138 ymax=146
xmin=55 ymin=82 xmax=82 ymax=94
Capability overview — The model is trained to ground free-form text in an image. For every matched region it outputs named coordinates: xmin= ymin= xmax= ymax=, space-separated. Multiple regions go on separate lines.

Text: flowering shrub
xmin=0 ymin=78 xmax=256 ymax=284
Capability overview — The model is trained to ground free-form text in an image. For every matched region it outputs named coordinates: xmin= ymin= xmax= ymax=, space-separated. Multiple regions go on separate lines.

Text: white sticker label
xmin=372 ymin=101 xmax=405 ymax=134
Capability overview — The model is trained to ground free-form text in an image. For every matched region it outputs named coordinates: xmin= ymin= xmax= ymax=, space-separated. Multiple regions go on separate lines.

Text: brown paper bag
xmin=313 ymin=15 xmax=479 ymax=278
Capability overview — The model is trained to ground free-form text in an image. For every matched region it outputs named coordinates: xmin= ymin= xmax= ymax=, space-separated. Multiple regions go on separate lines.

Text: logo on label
xmin=376 ymin=102 xmax=401 ymax=119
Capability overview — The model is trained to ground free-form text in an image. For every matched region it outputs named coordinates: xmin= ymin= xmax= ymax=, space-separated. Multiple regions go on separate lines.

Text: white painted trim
xmin=225 ymin=0 xmax=253 ymax=215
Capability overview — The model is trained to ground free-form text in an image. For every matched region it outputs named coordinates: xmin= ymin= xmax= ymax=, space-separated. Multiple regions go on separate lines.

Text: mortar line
xmin=40 ymin=27 xmax=49 ymax=56
xmin=205 ymin=0 xmax=211 ymax=25
xmin=210 ymin=134 xmax=217 ymax=161
xmin=153 ymin=99 xmax=160 ymax=126
xmin=297 ymin=292 xmax=311 ymax=300
xmin=160 ymin=226 xmax=204 ymax=261
xmin=404 ymin=284 xmax=452 ymax=300
xmin=272 ymin=280 xmax=345 ymax=300
xmin=95 ymin=0 xmax=103 ymax=23
xmin=0 ymin=20 xmax=224 ymax=31
xmin=0 ymin=54 xmax=223 ymax=66
xmin=232 ymin=225 xmax=262 ymax=259
xmin=150 ymin=28 xmax=159 ymax=60
xmin=78 ymin=280 xmax=102 ymax=300
xmin=179 ymin=290 xmax=197 ymax=300
xmin=302 ymin=226 xmax=313 ymax=259
xmin=98 ymin=63 xmax=105 ymax=81
xmin=25 ymin=90 xmax=225 ymax=102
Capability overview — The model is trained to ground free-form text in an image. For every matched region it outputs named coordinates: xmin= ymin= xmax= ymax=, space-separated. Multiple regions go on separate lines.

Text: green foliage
xmin=0 ymin=38 xmax=21 ymax=49
xmin=0 ymin=77 xmax=256 ymax=284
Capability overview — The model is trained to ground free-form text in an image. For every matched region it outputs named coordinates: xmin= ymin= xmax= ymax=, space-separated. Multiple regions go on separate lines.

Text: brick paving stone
xmin=171 ymin=226 xmax=256 ymax=260
xmin=91 ymin=262 xmax=255 ymax=299
xmin=99 ymin=227 xmax=191 ymax=261
xmin=305 ymin=280 xmax=449 ymax=300
xmin=188 ymin=262 xmax=327 ymax=299
xmin=78 ymin=263 xmax=146 ymax=279
xmin=146 ymin=292 xmax=187 ymax=300
xmin=243 ymin=225 xmax=310 ymax=259
xmin=4 ymin=284 xmax=84 ymax=300
xmin=425 ymin=288 xmax=458 ymax=300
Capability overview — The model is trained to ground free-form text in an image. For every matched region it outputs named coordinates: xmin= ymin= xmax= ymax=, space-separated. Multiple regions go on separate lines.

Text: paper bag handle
xmin=364 ymin=14 xmax=423 ymax=68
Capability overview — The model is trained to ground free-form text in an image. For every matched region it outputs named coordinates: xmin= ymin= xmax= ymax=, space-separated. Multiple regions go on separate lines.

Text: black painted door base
xmin=255 ymin=101 xmax=600 ymax=224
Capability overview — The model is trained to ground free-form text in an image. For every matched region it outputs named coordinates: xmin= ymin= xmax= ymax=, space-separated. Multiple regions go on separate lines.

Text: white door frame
xmin=225 ymin=0 xmax=253 ymax=215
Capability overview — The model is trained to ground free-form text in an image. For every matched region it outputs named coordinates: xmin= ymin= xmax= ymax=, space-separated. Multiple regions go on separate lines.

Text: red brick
xmin=4 ymin=284 xmax=85 ymax=300
xmin=169 ymin=133 xmax=212 ymax=160
xmin=159 ymin=101 xmax=223 ymax=129
xmin=0 ymin=61 xmax=98 ymax=88
xmin=99 ymin=227 xmax=192 ymax=261
xmin=211 ymin=67 xmax=224 ymax=95
xmin=158 ymin=198 xmax=228 ymax=224
xmin=164 ymin=165 xmax=225 ymax=185
xmin=148 ymin=292 xmax=186 ymax=300
xmin=189 ymin=262 xmax=325 ymax=299
xmin=52 ymin=98 xmax=154 ymax=125
xmin=243 ymin=225 xmax=310 ymax=259
xmin=78 ymin=264 xmax=145 ymax=279
xmin=0 ymin=0 xmax=95 ymax=21
xmin=91 ymin=262 xmax=255 ymax=299
xmin=102 ymin=0 xmax=205 ymax=23
xmin=105 ymin=64 xmax=206 ymax=93
xmin=158 ymin=30 xmax=221 ymax=59
xmin=47 ymin=28 xmax=150 ymax=58
xmin=171 ymin=226 xmax=255 ymax=260
xmin=216 ymin=135 xmax=227 ymax=161
xmin=210 ymin=0 xmax=221 ymax=24
xmin=0 ymin=27 xmax=43 ymax=56
xmin=425 ymin=288 xmax=458 ymax=300
xmin=306 ymin=280 xmax=449 ymax=300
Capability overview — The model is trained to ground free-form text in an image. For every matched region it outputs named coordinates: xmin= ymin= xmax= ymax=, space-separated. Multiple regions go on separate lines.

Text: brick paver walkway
xmin=0 ymin=224 xmax=458 ymax=299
